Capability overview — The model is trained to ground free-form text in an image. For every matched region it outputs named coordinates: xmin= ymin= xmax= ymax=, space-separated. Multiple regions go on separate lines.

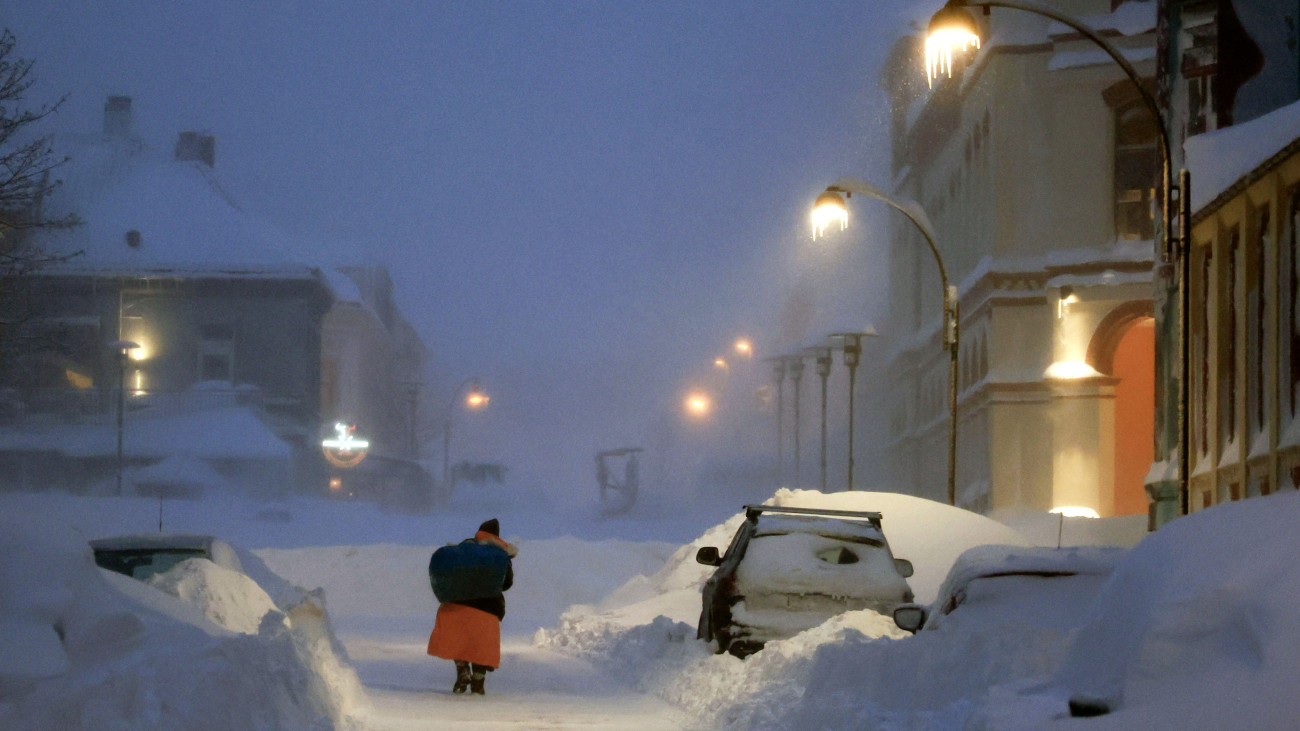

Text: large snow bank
xmin=146 ymin=557 xmax=279 ymax=635
xmin=537 ymin=489 xmax=1037 ymax=726
xmin=1014 ymin=490 xmax=1300 ymax=727
xmin=541 ymin=489 xmax=1030 ymax=647
xmin=0 ymin=518 xmax=364 ymax=729
xmin=546 ymin=488 xmax=1300 ymax=729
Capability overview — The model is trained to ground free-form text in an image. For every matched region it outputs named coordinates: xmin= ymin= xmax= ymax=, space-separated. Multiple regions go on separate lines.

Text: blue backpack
xmin=428 ymin=539 xmax=510 ymax=604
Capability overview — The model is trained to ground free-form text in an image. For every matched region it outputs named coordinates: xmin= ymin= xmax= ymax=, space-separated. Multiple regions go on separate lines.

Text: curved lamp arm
xmin=827 ymin=176 xmax=956 ymax=343
xmin=949 ymin=0 xmax=1174 ymax=260
xmin=821 ymin=176 xmax=960 ymax=505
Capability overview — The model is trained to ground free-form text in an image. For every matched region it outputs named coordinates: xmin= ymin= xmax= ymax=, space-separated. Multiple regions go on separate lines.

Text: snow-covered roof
xmin=320 ymin=267 xmax=365 ymax=305
xmin=1184 ymin=97 xmax=1300 ymax=214
xmin=33 ymin=135 xmax=320 ymax=280
xmin=128 ymin=455 xmax=230 ymax=488
xmin=0 ymin=405 xmax=291 ymax=460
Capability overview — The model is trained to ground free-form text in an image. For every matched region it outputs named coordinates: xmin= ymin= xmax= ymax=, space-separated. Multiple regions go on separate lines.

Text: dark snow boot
xmin=469 ymin=670 xmax=486 ymax=695
xmin=453 ymin=661 xmax=472 ymax=695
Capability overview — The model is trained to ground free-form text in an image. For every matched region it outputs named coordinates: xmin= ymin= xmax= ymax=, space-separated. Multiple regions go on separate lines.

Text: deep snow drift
xmin=539 ymin=489 xmax=1300 ymax=729
xmin=6 ymin=483 xmax=1279 ymax=730
xmin=0 ymin=518 xmax=365 ymax=730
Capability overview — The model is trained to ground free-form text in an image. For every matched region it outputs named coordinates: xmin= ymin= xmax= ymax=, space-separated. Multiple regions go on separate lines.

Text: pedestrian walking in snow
xmin=426 ymin=518 xmax=517 ymax=695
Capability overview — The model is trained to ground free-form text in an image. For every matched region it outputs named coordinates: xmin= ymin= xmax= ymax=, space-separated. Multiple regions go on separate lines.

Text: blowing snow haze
xmin=8 ymin=1 xmax=913 ymax=499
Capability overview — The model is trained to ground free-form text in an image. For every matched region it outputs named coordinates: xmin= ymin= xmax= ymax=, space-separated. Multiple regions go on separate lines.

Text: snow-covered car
xmin=892 ymin=544 xmax=1126 ymax=633
xmin=696 ymin=504 xmax=915 ymax=657
xmin=90 ymin=533 xmax=244 ymax=581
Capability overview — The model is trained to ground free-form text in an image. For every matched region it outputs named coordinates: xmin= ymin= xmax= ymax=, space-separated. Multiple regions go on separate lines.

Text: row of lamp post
xmin=766 ymin=329 xmax=875 ymax=493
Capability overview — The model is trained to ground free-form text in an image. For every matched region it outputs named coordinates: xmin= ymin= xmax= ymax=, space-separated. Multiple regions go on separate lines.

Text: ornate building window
xmin=1113 ymin=100 xmax=1157 ymax=241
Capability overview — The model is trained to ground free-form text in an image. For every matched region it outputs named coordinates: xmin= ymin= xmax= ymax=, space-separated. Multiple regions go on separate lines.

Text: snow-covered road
xmin=347 ymin=633 xmax=687 ymax=730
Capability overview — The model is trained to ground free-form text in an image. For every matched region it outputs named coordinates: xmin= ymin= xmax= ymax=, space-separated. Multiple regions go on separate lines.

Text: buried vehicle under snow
xmin=696 ymin=504 xmax=914 ymax=657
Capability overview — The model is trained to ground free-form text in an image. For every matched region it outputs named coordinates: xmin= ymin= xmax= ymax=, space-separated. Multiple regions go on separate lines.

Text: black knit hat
xmin=478 ymin=518 xmax=500 ymax=536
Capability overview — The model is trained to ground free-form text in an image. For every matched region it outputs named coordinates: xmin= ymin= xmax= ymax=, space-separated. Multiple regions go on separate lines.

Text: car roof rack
xmin=743 ymin=504 xmax=883 ymax=522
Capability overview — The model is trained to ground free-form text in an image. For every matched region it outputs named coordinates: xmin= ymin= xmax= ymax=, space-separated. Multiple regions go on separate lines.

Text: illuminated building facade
xmin=877 ymin=0 xmax=1159 ymax=518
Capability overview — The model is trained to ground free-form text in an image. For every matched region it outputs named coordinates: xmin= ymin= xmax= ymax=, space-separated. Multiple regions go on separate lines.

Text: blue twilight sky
xmin=8 ymin=1 xmax=922 ymax=498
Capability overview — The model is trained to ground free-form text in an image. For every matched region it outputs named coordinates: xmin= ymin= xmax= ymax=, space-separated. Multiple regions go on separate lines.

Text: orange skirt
xmin=426 ymin=603 xmax=501 ymax=668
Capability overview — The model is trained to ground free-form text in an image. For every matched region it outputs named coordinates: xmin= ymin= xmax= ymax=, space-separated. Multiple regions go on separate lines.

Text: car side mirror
xmin=893 ymin=603 xmax=927 ymax=633
xmin=695 ymin=546 xmax=722 ymax=566
xmin=894 ymin=558 xmax=914 ymax=578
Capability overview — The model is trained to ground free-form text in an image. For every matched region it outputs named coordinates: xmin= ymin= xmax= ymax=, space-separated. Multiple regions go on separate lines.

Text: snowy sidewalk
xmin=346 ymin=633 xmax=688 ymax=730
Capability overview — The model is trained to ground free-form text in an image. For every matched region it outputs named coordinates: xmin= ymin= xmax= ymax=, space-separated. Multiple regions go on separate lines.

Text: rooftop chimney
xmin=174 ymin=131 xmax=216 ymax=168
xmin=103 ymin=96 xmax=132 ymax=137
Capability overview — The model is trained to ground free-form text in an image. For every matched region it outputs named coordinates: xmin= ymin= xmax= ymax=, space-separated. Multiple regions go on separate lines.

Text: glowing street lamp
xmin=684 ymin=390 xmax=712 ymax=418
xmin=924 ymin=0 xmax=1192 ymax=519
xmin=734 ymin=338 xmax=754 ymax=358
xmin=813 ymin=178 xmax=958 ymax=504
xmin=444 ymin=378 xmax=489 ymax=489
xmin=924 ymin=3 xmax=981 ymax=86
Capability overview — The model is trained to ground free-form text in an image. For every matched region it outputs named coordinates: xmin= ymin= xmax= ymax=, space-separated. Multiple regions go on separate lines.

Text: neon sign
xmin=322 ymin=422 xmax=370 ymax=468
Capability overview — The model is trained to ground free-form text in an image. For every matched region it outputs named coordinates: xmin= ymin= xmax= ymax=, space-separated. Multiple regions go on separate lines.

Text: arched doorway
xmin=1087 ymin=301 xmax=1155 ymax=516
xmin=1109 ymin=320 xmax=1154 ymax=515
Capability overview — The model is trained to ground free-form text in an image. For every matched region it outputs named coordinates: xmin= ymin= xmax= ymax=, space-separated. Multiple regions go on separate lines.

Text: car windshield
xmin=94 ymin=548 xmax=210 ymax=581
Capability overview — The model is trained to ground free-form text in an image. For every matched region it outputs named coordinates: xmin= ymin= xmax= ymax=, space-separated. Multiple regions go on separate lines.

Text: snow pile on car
xmin=146 ymin=557 xmax=280 ymax=634
xmin=0 ymin=518 xmax=365 ymax=730
xmin=764 ymin=489 xmax=1032 ymax=604
xmin=538 ymin=489 xmax=1033 ymax=726
xmin=735 ymin=516 xmax=908 ymax=601
xmin=921 ymin=544 xmax=1125 ymax=631
xmin=1005 ymin=490 xmax=1300 ymax=727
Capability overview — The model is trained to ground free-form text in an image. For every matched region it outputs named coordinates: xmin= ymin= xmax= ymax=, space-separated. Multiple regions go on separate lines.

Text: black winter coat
xmin=454 ymin=560 xmax=513 ymax=620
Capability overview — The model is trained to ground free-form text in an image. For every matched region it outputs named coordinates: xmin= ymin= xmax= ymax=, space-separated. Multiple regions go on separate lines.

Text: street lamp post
xmin=787 ymin=354 xmax=805 ymax=487
xmin=108 ymin=340 xmax=140 ymax=496
xmin=925 ymin=0 xmax=1191 ymax=518
xmin=828 ymin=331 xmax=874 ymax=491
xmin=442 ymin=377 xmax=489 ymax=490
xmin=814 ymin=180 xmax=958 ymax=504
xmin=805 ymin=346 xmax=834 ymax=492
xmin=765 ymin=356 xmax=788 ymax=487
